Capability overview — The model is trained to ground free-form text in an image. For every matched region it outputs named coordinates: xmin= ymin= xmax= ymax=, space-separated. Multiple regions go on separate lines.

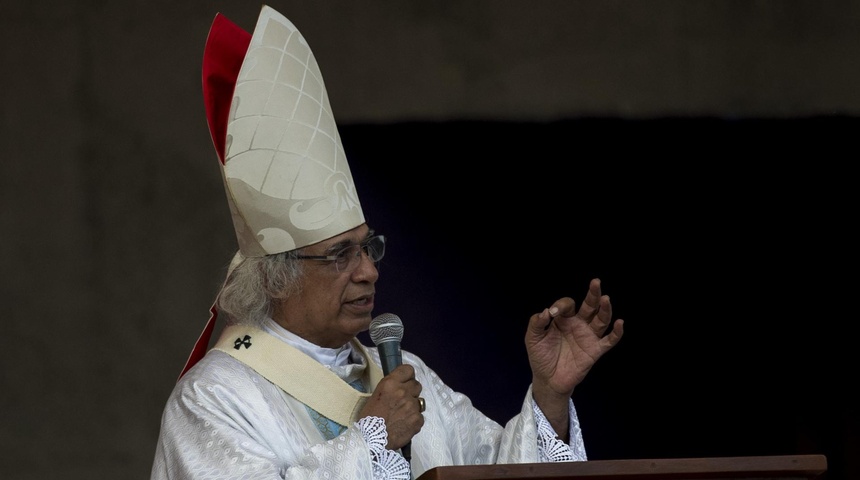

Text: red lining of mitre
xmin=202 ymin=13 xmax=251 ymax=165
xmin=178 ymin=304 xmax=220 ymax=380
xmin=179 ymin=14 xmax=251 ymax=381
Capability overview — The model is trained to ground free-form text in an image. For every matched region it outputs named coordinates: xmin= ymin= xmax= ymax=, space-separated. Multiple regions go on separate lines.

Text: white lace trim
xmin=356 ymin=416 xmax=411 ymax=480
xmin=533 ymin=402 xmax=576 ymax=462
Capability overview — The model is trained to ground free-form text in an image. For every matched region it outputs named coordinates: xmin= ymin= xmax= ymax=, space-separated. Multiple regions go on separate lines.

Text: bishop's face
xmin=274 ymin=224 xmax=380 ymax=348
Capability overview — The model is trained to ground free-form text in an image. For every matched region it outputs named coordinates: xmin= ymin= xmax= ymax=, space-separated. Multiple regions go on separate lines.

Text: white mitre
xmin=204 ymin=5 xmax=365 ymax=257
xmin=180 ymin=6 xmax=366 ymax=379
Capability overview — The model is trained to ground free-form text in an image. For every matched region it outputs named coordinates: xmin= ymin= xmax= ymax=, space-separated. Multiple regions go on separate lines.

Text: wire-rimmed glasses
xmin=295 ymin=235 xmax=386 ymax=272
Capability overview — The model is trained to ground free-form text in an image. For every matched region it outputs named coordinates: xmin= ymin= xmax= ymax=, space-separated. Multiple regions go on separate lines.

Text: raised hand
xmin=525 ymin=278 xmax=624 ymax=436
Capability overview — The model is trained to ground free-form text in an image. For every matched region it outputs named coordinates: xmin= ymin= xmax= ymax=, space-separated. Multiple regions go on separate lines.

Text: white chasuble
xmin=151 ymin=326 xmax=587 ymax=480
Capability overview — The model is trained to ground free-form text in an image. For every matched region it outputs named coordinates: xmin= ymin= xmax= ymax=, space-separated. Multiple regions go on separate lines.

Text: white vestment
xmin=151 ymin=322 xmax=587 ymax=480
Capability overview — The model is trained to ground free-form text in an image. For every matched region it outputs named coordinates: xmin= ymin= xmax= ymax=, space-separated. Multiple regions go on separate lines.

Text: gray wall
xmin=1 ymin=1 xmax=857 ymax=479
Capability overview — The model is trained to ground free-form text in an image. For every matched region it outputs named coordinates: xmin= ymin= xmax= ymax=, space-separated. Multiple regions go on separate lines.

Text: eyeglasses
xmin=295 ymin=235 xmax=386 ymax=272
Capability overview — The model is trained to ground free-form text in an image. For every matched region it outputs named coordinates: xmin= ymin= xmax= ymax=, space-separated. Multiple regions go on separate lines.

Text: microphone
xmin=369 ymin=313 xmax=404 ymax=375
xmin=369 ymin=313 xmax=410 ymax=461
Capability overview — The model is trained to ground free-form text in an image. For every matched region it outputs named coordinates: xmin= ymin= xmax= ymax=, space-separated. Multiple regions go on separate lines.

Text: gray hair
xmin=216 ymin=249 xmax=305 ymax=327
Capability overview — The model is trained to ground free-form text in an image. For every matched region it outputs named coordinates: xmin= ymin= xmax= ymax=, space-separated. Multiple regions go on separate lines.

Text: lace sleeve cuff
xmin=355 ymin=416 xmax=411 ymax=480
xmin=532 ymin=401 xmax=577 ymax=462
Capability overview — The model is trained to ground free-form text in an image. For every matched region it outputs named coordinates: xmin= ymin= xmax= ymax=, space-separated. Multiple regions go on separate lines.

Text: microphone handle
xmin=377 ymin=340 xmax=402 ymax=375
xmin=376 ymin=341 xmax=410 ymax=460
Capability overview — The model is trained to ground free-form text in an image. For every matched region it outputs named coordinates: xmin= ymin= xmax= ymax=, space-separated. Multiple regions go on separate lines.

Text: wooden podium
xmin=416 ymin=454 xmax=827 ymax=480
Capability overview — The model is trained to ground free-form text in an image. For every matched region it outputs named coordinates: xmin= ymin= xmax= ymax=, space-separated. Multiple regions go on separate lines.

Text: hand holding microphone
xmin=365 ymin=313 xmax=424 ymax=460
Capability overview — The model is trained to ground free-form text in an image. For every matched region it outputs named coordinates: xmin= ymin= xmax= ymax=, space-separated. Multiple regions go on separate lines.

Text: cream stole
xmin=213 ymin=324 xmax=384 ymax=427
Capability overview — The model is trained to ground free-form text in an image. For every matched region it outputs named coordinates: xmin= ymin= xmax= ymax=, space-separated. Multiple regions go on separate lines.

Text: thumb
xmin=527 ymin=307 xmax=555 ymax=337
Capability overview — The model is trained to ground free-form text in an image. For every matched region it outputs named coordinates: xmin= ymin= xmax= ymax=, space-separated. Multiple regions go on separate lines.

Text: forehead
xmin=314 ymin=224 xmax=371 ymax=250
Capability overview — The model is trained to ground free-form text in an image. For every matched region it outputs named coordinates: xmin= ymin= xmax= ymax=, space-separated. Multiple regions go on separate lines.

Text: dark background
xmin=1 ymin=1 xmax=857 ymax=479
xmin=343 ymin=119 xmax=856 ymax=475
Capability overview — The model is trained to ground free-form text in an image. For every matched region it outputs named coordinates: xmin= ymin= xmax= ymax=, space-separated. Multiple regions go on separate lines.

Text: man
xmin=151 ymin=6 xmax=624 ymax=480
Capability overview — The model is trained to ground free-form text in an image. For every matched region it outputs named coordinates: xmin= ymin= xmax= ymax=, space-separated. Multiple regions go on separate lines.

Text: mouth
xmin=346 ymin=293 xmax=374 ymax=307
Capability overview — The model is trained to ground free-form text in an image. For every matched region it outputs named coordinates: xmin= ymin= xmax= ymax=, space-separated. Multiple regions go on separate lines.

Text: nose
xmin=351 ymin=248 xmax=379 ymax=282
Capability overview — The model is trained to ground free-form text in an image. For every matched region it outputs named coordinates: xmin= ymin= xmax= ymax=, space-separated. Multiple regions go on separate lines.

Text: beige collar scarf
xmin=213 ymin=324 xmax=384 ymax=426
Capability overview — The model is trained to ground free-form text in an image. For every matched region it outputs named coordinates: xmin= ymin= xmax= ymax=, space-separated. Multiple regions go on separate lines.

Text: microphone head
xmin=369 ymin=313 xmax=404 ymax=345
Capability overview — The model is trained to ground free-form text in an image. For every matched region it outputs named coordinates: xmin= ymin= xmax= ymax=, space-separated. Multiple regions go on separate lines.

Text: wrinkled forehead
xmin=308 ymin=224 xmax=373 ymax=252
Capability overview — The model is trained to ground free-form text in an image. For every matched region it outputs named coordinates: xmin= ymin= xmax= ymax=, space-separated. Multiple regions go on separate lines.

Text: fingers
xmin=389 ymin=364 xmax=416 ymax=382
xmin=601 ymin=318 xmax=624 ymax=348
xmin=589 ymin=294 xmax=613 ymax=337
xmin=365 ymin=364 xmax=425 ymax=449
xmin=544 ymin=278 xmax=602 ymax=322
xmin=368 ymin=365 xmax=422 ymax=405
xmin=542 ymin=278 xmax=617 ymax=337
xmin=383 ymin=365 xmax=422 ymax=399
xmin=527 ymin=296 xmax=576 ymax=335
xmin=574 ymin=278 xmax=603 ymax=321
xmin=527 ymin=306 xmax=554 ymax=334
